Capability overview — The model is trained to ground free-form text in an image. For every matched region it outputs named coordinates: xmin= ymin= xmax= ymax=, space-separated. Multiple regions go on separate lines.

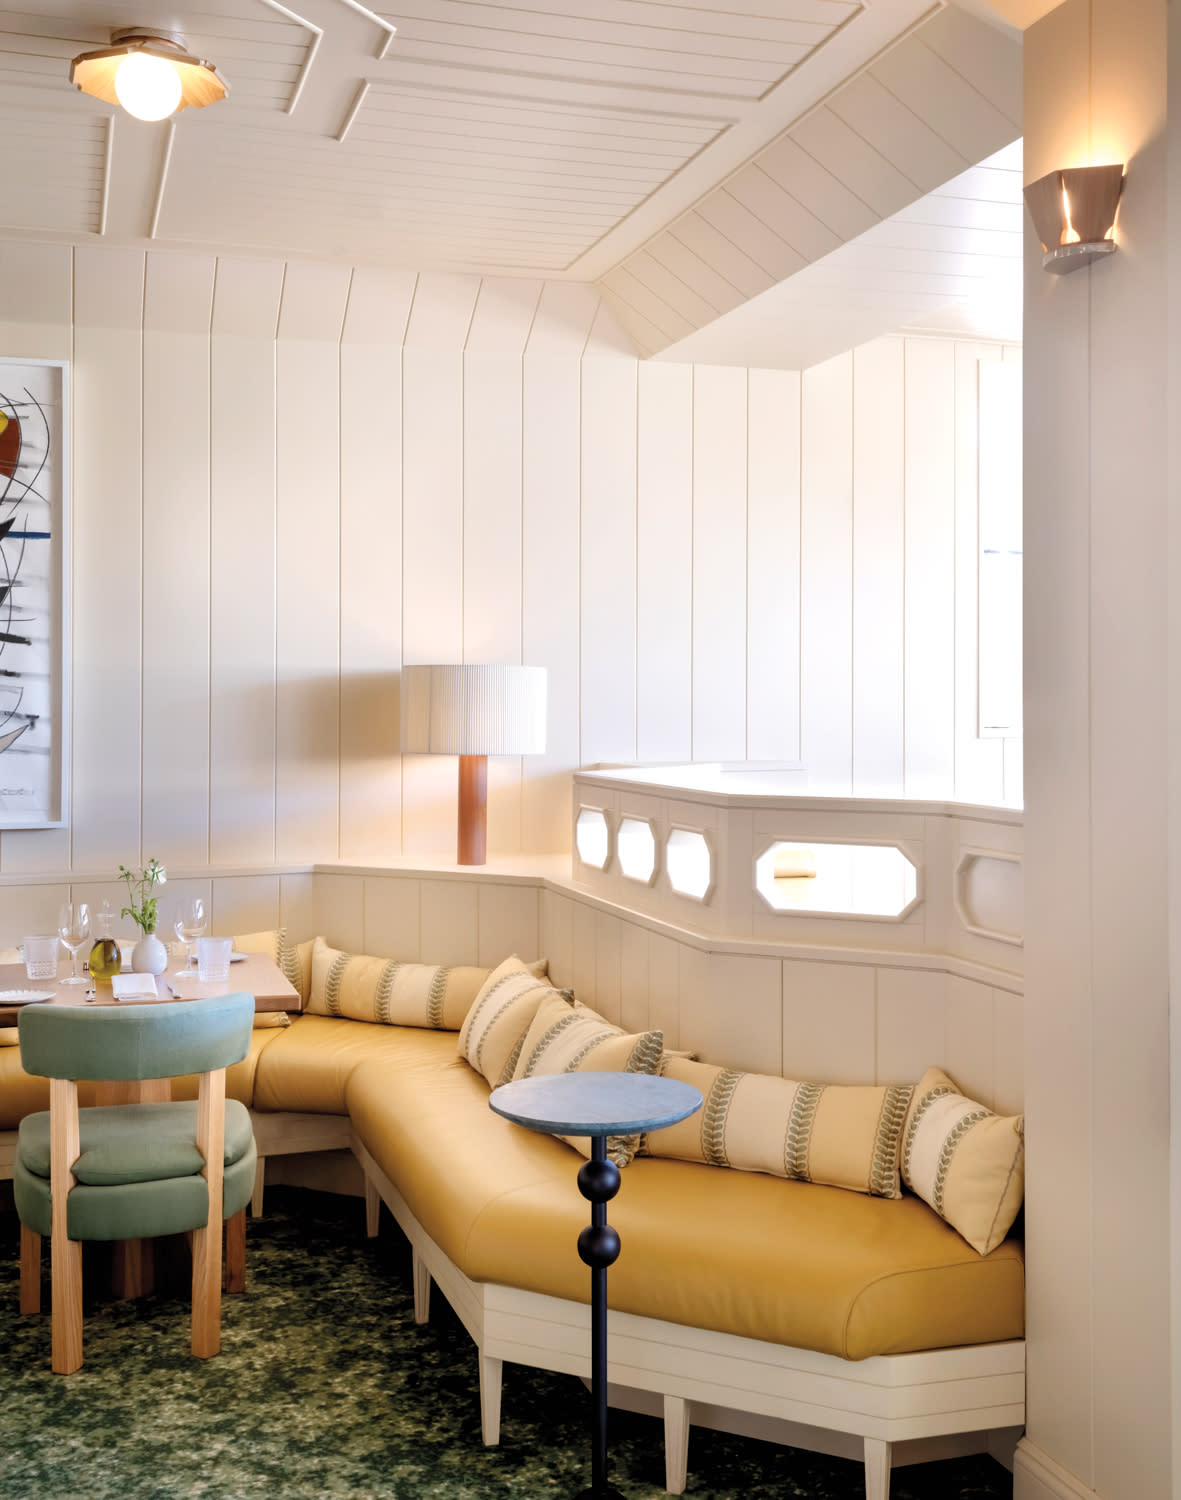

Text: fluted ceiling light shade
xmin=70 ymin=29 xmax=229 ymax=122
xmin=401 ymin=665 xmax=547 ymax=864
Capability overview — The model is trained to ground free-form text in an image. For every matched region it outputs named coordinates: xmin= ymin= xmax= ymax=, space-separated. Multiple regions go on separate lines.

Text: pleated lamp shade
xmin=400 ymin=665 xmax=547 ymax=865
xmin=400 ymin=665 xmax=547 ymax=756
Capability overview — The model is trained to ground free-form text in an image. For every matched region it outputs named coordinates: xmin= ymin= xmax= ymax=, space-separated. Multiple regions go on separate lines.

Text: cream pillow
xmin=510 ymin=991 xmax=664 ymax=1166
xmin=233 ymin=926 xmax=306 ymax=1000
xmin=644 ymin=1057 xmax=912 ymax=1199
xmin=308 ymin=936 xmax=490 ymax=1029
xmin=901 ymin=1066 xmax=1024 ymax=1255
xmin=458 ymin=956 xmax=564 ymax=1084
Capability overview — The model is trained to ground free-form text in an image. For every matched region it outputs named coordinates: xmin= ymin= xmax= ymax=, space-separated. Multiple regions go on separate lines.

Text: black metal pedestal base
xmin=576 ymin=1140 xmax=623 ymax=1499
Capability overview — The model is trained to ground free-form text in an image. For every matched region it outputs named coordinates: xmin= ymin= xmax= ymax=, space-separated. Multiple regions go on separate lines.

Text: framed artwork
xmin=0 ymin=357 xmax=68 ymax=829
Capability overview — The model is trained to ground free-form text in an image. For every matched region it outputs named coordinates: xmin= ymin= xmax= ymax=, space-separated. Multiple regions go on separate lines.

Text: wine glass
xmin=58 ymin=902 xmax=91 ymax=985
xmin=173 ymin=897 xmax=207 ymax=974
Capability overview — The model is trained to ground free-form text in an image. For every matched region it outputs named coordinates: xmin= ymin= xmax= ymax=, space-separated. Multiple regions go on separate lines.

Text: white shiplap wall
xmin=0 ymin=242 xmax=1018 ymax=878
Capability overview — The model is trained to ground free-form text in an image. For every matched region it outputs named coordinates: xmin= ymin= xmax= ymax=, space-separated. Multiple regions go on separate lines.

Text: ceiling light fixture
xmin=70 ymin=29 xmax=229 ymax=123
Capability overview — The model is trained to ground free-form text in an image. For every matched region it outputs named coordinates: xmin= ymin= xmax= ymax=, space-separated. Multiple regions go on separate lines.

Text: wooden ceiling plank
xmin=599 ymin=267 xmax=690 ymax=344
xmin=826 ymin=73 xmax=966 ymax=193
xmin=695 ymin=189 xmax=807 ymax=282
xmin=361 ymin=87 xmax=724 ymax=141
xmin=665 ymin=210 xmax=776 ymax=299
xmin=929 ymin=165 xmax=1023 ymax=205
xmin=382 ymin=0 xmax=839 ymax=50
xmin=789 ymin=106 xmax=925 ymax=220
xmin=916 ymin=5 xmax=1022 ymax=128
xmin=725 ymin=163 xmax=842 ymax=264
xmin=643 ymin=232 xmax=746 ymax=316
xmin=755 ymin=134 xmax=878 ymax=243
xmin=865 ymin=221 xmax=1023 ymax=258
xmin=625 ymin=247 xmax=723 ymax=325
xmin=344 ymin=125 xmax=692 ymax=172
xmin=868 ymin=43 xmax=1019 ymax=167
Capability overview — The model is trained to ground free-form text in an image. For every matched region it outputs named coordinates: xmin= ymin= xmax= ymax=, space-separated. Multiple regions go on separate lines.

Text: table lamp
xmin=400 ymin=664 xmax=547 ymax=865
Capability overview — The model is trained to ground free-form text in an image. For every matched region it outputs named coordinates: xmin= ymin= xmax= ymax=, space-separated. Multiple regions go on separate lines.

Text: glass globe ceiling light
xmin=70 ymin=29 xmax=229 ymax=122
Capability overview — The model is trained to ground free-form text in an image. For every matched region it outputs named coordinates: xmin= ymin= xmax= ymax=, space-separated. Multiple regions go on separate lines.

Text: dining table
xmin=1 ymin=947 xmax=301 ymax=1298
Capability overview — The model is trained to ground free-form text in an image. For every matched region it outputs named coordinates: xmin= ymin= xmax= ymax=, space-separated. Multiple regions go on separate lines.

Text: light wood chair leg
xmin=192 ymin=1068 xmax=226 ymax=1359
xmin=20 ymin=1225 xmax=41 ymax=1315
xmin=864 ymin=1436 xmax=892 ymax=1500
xmin=49 ymin=1077 xmax=82 ymax=1374
xmin=365 ymin=1175 xmax=380 ymax=1238
xmin=412 ymin=1247 xmax=431 ymax=1324
xmin=223 ymin=1209 xmax=246 ymax=1294
xmin=251 ymin=1157 xmax=266 ymax=1217
xmin=663 ymin=1394 xmax=690 ymax=1495
xmin=479 ymin=1351 xmax=503 ymax=1446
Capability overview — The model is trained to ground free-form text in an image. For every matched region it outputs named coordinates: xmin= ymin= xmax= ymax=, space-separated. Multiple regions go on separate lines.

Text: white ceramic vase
xmin=131 ymin=931 xmax=168 ymax=976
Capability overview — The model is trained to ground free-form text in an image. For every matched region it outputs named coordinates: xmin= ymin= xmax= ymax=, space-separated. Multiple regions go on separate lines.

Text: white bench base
xmin=351 ymin=1133 xmax=1025 ymax=1500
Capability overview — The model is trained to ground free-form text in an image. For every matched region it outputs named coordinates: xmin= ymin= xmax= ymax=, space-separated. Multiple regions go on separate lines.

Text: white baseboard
xmin=1014 ymin=1439 xmax=1101 ymax=1500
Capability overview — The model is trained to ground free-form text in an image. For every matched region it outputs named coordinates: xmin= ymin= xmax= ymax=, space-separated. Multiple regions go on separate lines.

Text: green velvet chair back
xmin=18 ymin=993 xmax=253 ymax=1082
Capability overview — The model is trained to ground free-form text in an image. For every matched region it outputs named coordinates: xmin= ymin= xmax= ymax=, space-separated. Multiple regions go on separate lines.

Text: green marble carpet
xmin=0 ymin=1187 xmax=1012 ymax=1499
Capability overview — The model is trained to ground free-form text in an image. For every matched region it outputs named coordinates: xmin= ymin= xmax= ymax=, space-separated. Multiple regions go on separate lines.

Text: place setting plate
xmin=0 ymin=989 xmax=56 ymax=1004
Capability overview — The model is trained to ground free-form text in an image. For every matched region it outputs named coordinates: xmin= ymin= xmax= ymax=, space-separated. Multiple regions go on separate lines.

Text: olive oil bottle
xmin=88 ymin=903 xmax=120 ymax=983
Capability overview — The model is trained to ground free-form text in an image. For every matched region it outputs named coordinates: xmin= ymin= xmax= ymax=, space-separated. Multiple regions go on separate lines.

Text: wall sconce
xmin=400 ymin=664 xmax=547 ymax=865
xmin=71 ymin=29 xmax=229 ymax=122
xmin=1023 ymin=164 xmax=1124 ymax=274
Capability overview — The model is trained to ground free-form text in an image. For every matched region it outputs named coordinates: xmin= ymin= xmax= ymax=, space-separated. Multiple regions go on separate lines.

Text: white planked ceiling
xmin=656 ymin=140 xmax=1023 ymax=369
xmin=0 ymin=0 xmax=1025 ymax=363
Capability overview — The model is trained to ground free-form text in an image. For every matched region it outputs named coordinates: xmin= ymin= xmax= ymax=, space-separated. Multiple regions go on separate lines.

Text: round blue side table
xmin=489 ymin=1071 xmax=703 ymax=1500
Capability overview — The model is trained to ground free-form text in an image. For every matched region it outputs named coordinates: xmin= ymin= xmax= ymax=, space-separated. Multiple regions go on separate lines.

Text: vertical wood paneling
xmin=522 ymin=351 xmax=581 ymax=851
xmin=636 ymin=361 xmax=692 ymax=763
xmin=852 ymin=338 xmax=904 ymax=794
xmin=539 ymin=887 xmax=574 ymax=987
xmin=619 ymin=920 xmax=650 ymax=1033
xmin=747 ymin=368 xmax=801 ymax=762
xmin=477 ymin=883 xmax=539 ymax=967
xmin=875 ymin=967 xmax=947 ymax=1084
xmin=904 ymin=340 xmax=957 ymax=798
xmin=274 ymin=263 xmax=350 ymax=863
xmin=209 ymin=257 xmax=283 ymax=866
xmin=142 ymin=254 xmax=215 ymax=868
xmin=71 ymin=247 xmax=144 ymax=871
xmin=800 ymin=353 xmax=854 ymax=792
xmin=580 ymin=355 xmax=638 ymax=766
xmin=419 ymin=878 xmax=478 ymax=963
xmin=363 ymin=876 xmax=421 ymax=958
xmin=595 ymin=911 xmax=623 ymax=1023
xmin=954 ymin=343 xmax=1006 ymax=805
xmin=781 ymin=959 xmax=875 ymax=1082
xmin=339 ymin=273 xmax=406 ymax=861
xmin=692 ymin=365 xmax=747 ymax=761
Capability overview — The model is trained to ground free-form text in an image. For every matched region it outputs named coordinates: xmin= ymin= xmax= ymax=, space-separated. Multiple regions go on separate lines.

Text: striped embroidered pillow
xmin=233 ymin=926 xmax=306 ymax=1000
xmin=644 ymin=1056 xmax=912 ymax=1199
xmin=457 ymin=956 xmax=564 ymax=1083
xmin=510 ymin=991 xmax=664 ymax=1166
xmin=901 ymin=1066 xmax=1024 ymax=1254
xmin=307 ymin=936 xmax=491 ymax=1030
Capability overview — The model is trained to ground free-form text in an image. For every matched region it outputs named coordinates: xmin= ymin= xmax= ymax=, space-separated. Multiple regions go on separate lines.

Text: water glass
xmin=23 ymin=935 xmax=60 ymax=982
xmin=58 ymin=902 xmax=91 ymax=985
xmin=196 ymin=936 xmax=233 ymax=984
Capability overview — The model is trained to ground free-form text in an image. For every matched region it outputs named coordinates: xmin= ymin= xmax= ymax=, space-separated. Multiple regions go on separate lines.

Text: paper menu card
xmin=110 ymin=973 xmax=160 ymax=1001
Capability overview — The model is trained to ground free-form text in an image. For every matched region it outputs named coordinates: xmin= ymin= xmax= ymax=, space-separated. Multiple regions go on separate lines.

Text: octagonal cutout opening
xmin=755 ymin=840 xmax=918 ymax=919
xmin=617 ymin=816 xmax=657 ymax=885
xmin=575 ymin=808 xmax=610 ymax=870
xmin=666 ymin=829 xmax=712 ymax=901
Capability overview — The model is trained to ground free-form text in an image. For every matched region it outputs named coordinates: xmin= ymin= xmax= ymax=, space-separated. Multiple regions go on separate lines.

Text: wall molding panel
xmin=0 ymin=243 xmax=1018 ymax=878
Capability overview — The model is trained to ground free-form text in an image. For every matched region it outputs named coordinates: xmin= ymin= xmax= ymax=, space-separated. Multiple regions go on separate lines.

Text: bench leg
xmin=20 ymin=1225 xmax=41 ymax=1315
xmin=412 ymin=1248 xmax=431 ymax=1323
xmin=251 ymin=1157 xmax=266 ymax=1218
xmin=663 ymin=1394 xmax=690 ymax=1495
xmin=479 ymin=1351 xmax=502 ymax=1446
xmin=864 ymin=1437 xmax=892 ymax=1500
xmin=365 ymin=1175 xmax=381 ymax=1238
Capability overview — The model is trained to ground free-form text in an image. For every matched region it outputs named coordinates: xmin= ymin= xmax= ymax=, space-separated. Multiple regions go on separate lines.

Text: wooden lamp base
xmin=458 ymin=754 xmax=488 ymax=865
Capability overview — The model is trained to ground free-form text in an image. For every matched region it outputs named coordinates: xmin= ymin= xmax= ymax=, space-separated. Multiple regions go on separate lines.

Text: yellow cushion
xmin=0 ymin=1028 xmax=281 ymax=1127
xmin=457 ymin=956 xmax=563 ymax=1086
xmin=902 ymin=1066 xmax=1025 ymax=1255
xmin=345 ymin=1048 xmax=1025 ymax=1361
xmin=511 ymin=991 xmax=664 ymax=1166
xmin=307 ymin=935 xmax=489 ymax=1030
xmin=644 ymin=1057 xmax=912 ymax=1199
xmin=252 ymin=1013 xmax=451 ymax=1114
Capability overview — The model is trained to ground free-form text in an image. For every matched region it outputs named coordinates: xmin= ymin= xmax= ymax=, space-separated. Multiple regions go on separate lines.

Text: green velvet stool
xmin=15 ymin=993 xmax=256 ymax=1374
